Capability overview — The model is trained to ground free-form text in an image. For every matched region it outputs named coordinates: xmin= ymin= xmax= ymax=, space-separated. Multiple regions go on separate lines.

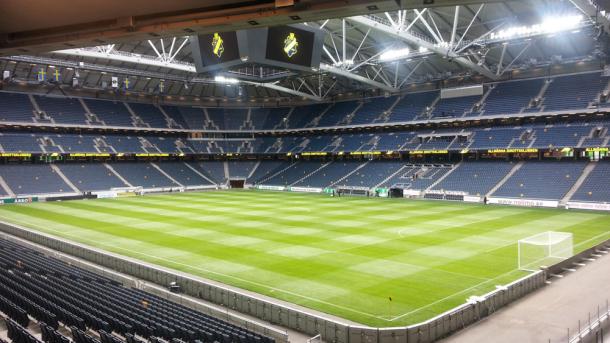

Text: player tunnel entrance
xmin=229 ymin=179 xmax=245 ymax=189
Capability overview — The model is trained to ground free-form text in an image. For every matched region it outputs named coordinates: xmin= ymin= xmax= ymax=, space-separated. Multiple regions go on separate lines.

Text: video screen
xmin=265 ymin=26 xmax=314 ymax=67
xmin=199 ymin=31 xmax=240 ymax=65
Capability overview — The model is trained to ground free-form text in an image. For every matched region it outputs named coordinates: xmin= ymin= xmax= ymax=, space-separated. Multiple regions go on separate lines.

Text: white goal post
xmin=518 ymin=231 xmax=574 ymax=272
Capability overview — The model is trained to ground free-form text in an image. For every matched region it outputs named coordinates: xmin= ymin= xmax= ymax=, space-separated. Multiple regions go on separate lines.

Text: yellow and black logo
xmin=283 ymin=32 xmax=298 ymax=58
xmin=211 ymin=32 xmax=224 ymax=58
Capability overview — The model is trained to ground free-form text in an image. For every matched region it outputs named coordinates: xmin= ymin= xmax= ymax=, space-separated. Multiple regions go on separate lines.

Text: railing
xmin=564 ymin=300 xmax=610 ymax=343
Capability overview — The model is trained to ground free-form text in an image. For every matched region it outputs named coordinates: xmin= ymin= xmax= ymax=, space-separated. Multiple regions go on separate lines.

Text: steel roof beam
xmin=320 ymin=63 xmax=397 ymax=92
xmin=349 ymin=14 xmax=500 ymax=80
xmin=242 ymin=81 xmax=322 ymax=101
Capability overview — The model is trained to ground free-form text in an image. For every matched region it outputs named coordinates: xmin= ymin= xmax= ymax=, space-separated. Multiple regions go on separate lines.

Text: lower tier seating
xmin=0 ymin=160 xmax=607 ymax=202
xmin=571 ymin=161 xmax=610 ymax=202
xmin=0 ymin=238 xmax=273 ymax=343
xmin=58 ymin=164 xmax=127 ymax=192
xmin=1 ymin=164 xmax=72 ymax=196
xmin=493 ymin=161 xmax=587 ymax=200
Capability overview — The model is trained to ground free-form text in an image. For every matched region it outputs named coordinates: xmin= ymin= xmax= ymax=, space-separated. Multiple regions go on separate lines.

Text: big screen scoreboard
xmin=190 ymin=24 xmax=324 ymax=73
xmin=265 ymin=25 xmax=316 ymax=67
xmin=189 ymin=31 xmax=242 ymax=72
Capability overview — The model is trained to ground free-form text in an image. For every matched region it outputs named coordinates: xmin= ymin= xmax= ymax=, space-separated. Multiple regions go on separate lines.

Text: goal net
xmin=518 ymin=231 xmax=573 ymax=272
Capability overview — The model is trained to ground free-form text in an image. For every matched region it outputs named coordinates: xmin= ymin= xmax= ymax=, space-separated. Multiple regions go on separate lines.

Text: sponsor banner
xmin=289 ymin=187 xmax=323 ymax=193
xmin=464 ymin=195 xmax=482 ymax=203
xmin=487 ymin=148 xmax=538 ymax=154
xmin=409 ymin=150 xmax=448 ymax=155
xmin=92 ymin=191 xmax=118 ymax=199
xmin=301 ymin=152 xmax=328 ymax=156
xmin=135 ymin=153 xmax=170 ymax=157
xmin=0 ymin=153 xmax=31 ymax=157
xmin=584 ymin=147 xmax=609 ymax=153
xmin=349 ymin=151 xmax=382 ymax=156
xmin=567 ymin=201 xmax=610 ymax=211
xmin=69 ymin=153 xmax=111 ymax=157
xmin=0 ymin=197 xmax=38 ymax=205
xmin=257 ymin=185 xmax=286 ymax=191
xmin=402 ymin=189 xmax=421 ymax=196
xmin=487 ymin=197 xmax=558 ymax=208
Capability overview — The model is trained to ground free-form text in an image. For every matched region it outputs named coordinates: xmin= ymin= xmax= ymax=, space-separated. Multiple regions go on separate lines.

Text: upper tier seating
xmin=128 ymin=103 xmax=168 ymax=128
xmin=571 ymin=161 xmax=610 ymax=202
xmin=250 ymin=108 xmax=290 ymax=130
xmin=287 ymin=104 xmax=328 ymax=128
xmin=0 ymin=92 xmax=35 ymax=123
xmin=160 ymin=106 xmax=189 ymax=129
xmin=316 ymin=101 xmax=360 ymax=127
xmin=207 ymin=108 xmax=248 ymax=130
xmin=0 ymin=72 xmax=607 ymax=131
xmin=541 ymin=73 xmax=608 ymax=112
xmin=172 ymin=107 xmax=205 ymax=130
xmin=432 ymin=161 xmax=514 ymax=196
xmin=1 ymin=164 xmax=72 ymax=195
xmin=108 ymin=163 xmax=179 ymax=188
xmin=0 ymin=238 xmax=273 ymax=343
xmin=35 ymin=96 xmax=87 ymax=124
xmin=388 ymin=91 xmax=438 ymax=122
xmin=350 ymin=96 xmax=398 ymax=125
xmin=493 ymin=161 xmax=586 ymax=200
xmin=58 ymin=164 xmax=126 ymax=191
xmin=430 ymin=95 xmax=480 ymax=118
xmin=85 ymin=100 xmax=133 ymax=127
xmin=478 ymin=79 xmax=544 ymax=116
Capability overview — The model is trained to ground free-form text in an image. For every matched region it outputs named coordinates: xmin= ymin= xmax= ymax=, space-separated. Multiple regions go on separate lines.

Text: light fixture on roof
xmin=214 ymin=76 xmax=239 ymax=84
xmin=379 ymin=47 xmax=410 ymax=62
xmin=490 ymin=14 xmax=583 ymax=40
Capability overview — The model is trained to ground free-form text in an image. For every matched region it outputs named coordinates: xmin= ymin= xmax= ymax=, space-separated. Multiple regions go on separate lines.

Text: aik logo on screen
xmin=211 ymin=33 xmax=224 ymax=58
xmin=283 ymin=32 xmax=298 ymax=58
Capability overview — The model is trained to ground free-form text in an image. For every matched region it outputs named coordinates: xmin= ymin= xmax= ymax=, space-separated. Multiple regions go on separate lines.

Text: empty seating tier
xmin=0 ymin=238 xmax=273 ymax=343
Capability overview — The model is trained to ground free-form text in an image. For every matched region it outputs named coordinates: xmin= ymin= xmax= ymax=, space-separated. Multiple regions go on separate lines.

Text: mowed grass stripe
xmin=0 ymin=190 xmax=609 ymax=327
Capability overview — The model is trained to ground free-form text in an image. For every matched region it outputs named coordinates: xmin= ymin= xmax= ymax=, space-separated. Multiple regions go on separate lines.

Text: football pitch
xmin=0 ymin=190 xmax=609 ymax=327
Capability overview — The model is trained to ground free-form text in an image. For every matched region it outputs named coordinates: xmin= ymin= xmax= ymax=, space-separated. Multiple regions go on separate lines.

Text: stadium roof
xmin=1 ymin=0 xmax=608 ymax=102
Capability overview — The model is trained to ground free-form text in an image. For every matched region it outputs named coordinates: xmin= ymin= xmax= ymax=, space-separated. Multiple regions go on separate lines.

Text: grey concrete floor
xmin=440 ymin=250 xmax=610 ymax=343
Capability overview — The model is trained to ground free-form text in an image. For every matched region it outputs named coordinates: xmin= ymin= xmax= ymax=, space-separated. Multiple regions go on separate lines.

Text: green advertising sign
xmin=0 ymin=197 xmax=39 ymax=205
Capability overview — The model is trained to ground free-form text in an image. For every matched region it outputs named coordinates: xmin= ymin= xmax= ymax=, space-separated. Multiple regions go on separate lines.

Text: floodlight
xmin=214 ymin=76 xmax=239 ymax=84
xmin=379 ymin=47 xmax=410 ymax=61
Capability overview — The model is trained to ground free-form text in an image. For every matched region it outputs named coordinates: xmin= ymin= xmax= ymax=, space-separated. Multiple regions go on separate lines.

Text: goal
xmin=518 ymin=231 xmax=573 ymax=271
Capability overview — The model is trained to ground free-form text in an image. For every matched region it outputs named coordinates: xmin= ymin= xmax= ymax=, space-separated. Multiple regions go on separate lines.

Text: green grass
xmin=0 ymin=190 xmax=609 ymax=327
